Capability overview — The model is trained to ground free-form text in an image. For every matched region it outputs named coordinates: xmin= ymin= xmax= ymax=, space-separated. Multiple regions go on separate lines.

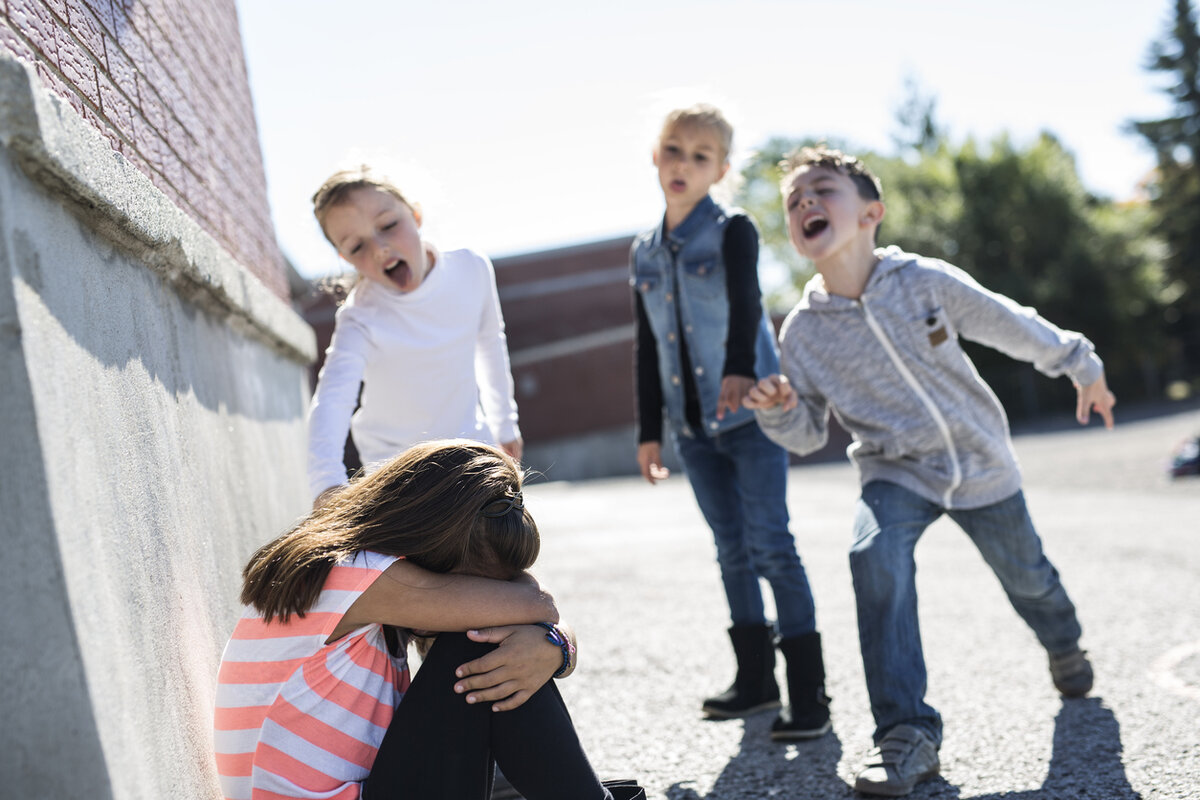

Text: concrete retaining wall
xmin=0 ymin=52 xmax=314 ymax=799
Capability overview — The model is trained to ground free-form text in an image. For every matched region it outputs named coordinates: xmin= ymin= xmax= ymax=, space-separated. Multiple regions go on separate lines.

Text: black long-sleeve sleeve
xmin=721 ymin=214 xmax=763 ymax=378
xmin=634 ymin=291 xmax=664 ymax=443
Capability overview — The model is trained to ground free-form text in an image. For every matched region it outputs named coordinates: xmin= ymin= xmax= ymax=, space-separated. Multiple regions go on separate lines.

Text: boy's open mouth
xmin=802 ymin=214 xmax=828 ymax=238
xmin=385 ymin=260 xmax=411 ymax=288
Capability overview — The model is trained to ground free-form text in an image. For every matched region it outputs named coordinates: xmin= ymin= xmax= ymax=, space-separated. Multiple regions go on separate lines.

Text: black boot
xmin=771 ymin=631 xmax=832 ymax=739
xmin=702 ymin=623 xmax=781 ymax=718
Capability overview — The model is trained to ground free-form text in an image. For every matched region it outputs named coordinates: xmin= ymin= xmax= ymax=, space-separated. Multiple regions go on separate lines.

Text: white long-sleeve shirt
xmin=307 ymin=246 xmax=521 ymax=500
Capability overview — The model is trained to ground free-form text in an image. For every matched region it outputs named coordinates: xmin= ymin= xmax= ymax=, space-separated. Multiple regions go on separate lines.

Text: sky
xmin=235 ymin=0 xmax=1176 ymax=280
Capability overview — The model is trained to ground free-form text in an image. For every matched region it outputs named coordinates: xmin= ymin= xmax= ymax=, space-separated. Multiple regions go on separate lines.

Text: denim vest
xmin=631 ymin=195 xmax=780 ymax=438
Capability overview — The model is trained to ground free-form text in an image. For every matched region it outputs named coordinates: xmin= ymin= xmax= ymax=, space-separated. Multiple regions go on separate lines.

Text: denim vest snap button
xmin=671 ymin=375 xmax=681 ymax=385
xmin=695 ymin=367 xmax=704 ymax=376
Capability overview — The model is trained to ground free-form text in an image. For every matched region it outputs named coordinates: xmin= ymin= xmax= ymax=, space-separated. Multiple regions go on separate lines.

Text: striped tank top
xmin=213 ymin=550 xmax=411 ymax=800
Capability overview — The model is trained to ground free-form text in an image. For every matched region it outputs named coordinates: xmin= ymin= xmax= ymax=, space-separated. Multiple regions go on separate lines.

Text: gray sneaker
xmin=1049 ymin=648 xmax=1094 ymax=698
xmin=853 ymin=725 xmax=940 ymax=797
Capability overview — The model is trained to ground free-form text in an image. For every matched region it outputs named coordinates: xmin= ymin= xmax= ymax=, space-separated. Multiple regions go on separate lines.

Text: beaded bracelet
xmin=534 ymin=622 xmax=575 ymax=678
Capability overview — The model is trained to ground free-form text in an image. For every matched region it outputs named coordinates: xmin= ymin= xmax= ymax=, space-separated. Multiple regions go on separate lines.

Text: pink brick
xmin=0 ymin=19 xmax=38 ymax=63
xmin=97 ymin=69 xmax=135 ymax=144
xmin=135 ymin=73 xmax=167 ymax=138
xmin=164 ymin=112 xmax=193 ymax=163
xmin=178 ymin=161 xmax=202 ymax=211
xmin=192 ymin=180 xmax=219 ymax=227
xmin=103 ymin=35 xmax=138 ymax=98
xmin=40 ymin=0 xmax=70 ymax=23
xmin=54 ymin=27 xmax=101 ymax=107
xmin=139 ymin=126 xmax=170 ymax=171
xmin=34 ymin=58 xmax=79 ymax=110
xmin=153 ymin=69 xmax=184 ymax=125
xmin=160 ymin=142 xmax=184 ymax=190
xmin=78 ymin=101 xmax=119 ymax=151
xmin=64 ymin=0 xmax=107 ymax=63
xmin=141 ymin=10 xmax=169 ymax=61
xmin=111 ymin=8 xmax=147 ymax=66
xmin=120 ymin=0 xmax=149 ymax=40
xmin=148 ymin=1 xmax=184 ymax=57
xmin=9 ymin=0 xmax=60 ymax=63
xmin=171 ymin=8 xmax=206 ymax=57
xmin=80 ymin=0 xmax=118 ymax=37
xmin=170 ymin=92 xmax=202 ymax=147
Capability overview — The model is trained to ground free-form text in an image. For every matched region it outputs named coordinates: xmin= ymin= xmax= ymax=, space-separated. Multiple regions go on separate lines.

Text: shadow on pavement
xmin=956 ymin=697 xmax=1141 ymax=800
xmin=909 ymin=697 xmax=1142 ymax=800
xmin=660 ymin=698 xmax=1138 ymax=799
xmin=664 ymin=711 xmax=849 ymax=799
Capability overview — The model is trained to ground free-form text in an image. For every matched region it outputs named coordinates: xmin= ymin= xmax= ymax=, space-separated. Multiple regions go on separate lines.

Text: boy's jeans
xmin=851 ymin=480 xmax=1083 ymax=744
xmin=675 ymin=421 xmax=816 ymax=638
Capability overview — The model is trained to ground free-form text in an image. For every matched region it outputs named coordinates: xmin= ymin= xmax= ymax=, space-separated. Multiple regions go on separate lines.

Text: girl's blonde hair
xmin=242 ymin=440 xmax=538 ymax=623
xmin=311 ymin=165 xmax=420 ymax=243
xmin=660 ymin=103 xmax=734 ymax=163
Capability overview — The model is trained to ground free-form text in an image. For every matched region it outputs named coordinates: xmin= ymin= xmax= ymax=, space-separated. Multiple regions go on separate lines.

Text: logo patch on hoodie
xmin=926 ymin=315 xmax=948 ymax=347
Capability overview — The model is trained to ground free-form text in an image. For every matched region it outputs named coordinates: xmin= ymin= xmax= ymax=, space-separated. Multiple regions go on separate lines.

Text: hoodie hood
xmin=800 ymin=245 xmax=914 ymax=311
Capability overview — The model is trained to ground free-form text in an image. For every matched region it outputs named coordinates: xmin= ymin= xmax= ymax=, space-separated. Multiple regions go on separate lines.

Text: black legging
xmin=363 ymin=632 xmax=611 ymax=800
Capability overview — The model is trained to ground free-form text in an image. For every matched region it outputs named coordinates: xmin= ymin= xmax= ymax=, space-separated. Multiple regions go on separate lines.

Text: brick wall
xmin=0 ymin=0 xmax=287 ymax=299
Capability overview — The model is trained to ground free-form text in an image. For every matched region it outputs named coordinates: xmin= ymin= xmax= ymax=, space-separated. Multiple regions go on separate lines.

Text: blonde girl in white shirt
xmin=307 ymin=166 xmax=522 ymax=507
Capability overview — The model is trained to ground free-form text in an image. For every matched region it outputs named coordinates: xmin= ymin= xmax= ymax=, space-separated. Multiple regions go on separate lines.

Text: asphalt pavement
xmin=523 ymin=403 xmax=1200 ymax=799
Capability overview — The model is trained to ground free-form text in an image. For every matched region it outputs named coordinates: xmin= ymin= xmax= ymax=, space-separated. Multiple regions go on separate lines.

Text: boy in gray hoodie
xmin=746 ymin=147 xmax=1116 ymax=797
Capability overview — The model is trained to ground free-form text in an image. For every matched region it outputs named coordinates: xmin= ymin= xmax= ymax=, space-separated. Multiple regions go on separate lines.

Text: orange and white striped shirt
xmin=214 ymin=551 xmax=411 ymax=800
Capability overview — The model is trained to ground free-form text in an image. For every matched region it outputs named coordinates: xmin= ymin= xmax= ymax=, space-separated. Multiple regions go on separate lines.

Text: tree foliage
xmin=1130 ymin=0 xmax=1200 ymax=386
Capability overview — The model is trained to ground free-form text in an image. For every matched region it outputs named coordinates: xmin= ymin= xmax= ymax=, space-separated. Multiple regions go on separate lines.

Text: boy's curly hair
xmin=779 ymin=146 xmax=882 ymax=202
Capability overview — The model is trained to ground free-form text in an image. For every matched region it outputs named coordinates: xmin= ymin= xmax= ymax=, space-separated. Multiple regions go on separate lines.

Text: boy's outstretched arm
xmin=1075 ymin=373 xmax=1116 ymax=429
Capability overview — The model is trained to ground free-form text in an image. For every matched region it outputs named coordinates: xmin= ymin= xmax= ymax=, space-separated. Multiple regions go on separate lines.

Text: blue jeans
xmin=674 ymin=421 xmax=816 ymax=638
xmin=850 ymin=480 xmax=1083 ymax=744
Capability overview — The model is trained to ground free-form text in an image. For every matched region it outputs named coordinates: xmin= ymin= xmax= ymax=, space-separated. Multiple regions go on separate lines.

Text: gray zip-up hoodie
xmin=755 ymin=246 xmax=1104 ymax=509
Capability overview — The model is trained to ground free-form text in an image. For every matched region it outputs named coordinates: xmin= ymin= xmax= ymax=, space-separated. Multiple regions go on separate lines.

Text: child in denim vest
xmin=747 ymin=146 xmax=1113 ymax=796
xmin=631 ymin=105 xmax=829 ymax=740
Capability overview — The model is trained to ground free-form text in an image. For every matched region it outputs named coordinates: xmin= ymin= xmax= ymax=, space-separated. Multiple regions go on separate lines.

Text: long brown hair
xmin=242 ymin=440 xmax=539 ymax=623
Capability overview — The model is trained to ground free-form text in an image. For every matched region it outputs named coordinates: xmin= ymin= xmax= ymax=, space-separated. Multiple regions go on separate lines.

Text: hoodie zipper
xmin=859 ymin=299 xmax=963 ymax=506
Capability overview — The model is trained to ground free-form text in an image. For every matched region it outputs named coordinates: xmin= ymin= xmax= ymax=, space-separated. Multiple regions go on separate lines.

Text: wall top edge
xmin=0 ymin=53 xmax=316 ymax=365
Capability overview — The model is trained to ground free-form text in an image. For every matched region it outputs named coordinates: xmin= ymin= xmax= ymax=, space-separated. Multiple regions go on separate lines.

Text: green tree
xmin=947 ymin=134 xmax=1164 ymax=414
xmin=1130 ymin=0 xmax=1200 ymax=386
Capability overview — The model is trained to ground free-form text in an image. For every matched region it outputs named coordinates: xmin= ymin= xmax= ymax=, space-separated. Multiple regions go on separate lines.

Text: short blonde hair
xmin=311 ymin=166 xmax=419 ymax=242
xmin=659 ymin=104 xmax=734 ymax=162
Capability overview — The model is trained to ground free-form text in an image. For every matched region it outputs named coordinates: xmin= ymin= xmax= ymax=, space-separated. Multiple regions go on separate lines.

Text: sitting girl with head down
xmin=214 ymin=439 xmax=643 ymax=800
